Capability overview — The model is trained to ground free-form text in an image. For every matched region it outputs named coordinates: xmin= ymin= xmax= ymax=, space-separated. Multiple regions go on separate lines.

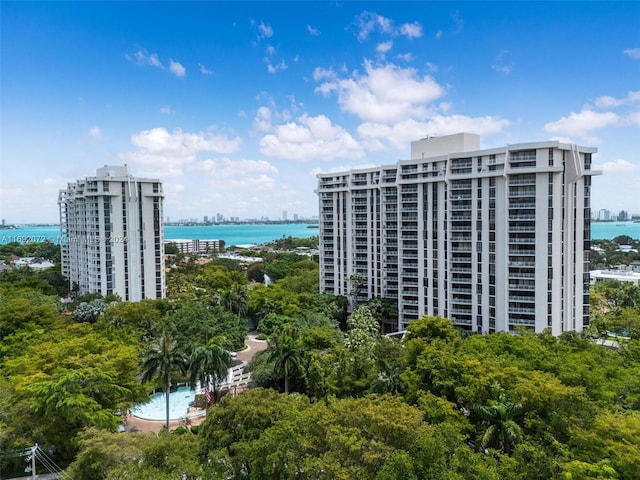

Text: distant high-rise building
xmin=293 ymin=213 xmax=299 ymax=221
xmin=204 ymin=215 xmax=209 ymax=223
xmin=58 ymin=165 xmax=165 ymax=301
xmin=317 ymin=133 xmax=600 ymax=335
xmin=283 ymin=210 xmax=288 ymax=221
xmin=598 ymin=209 xmax=610 ymax=221
xmin=618 ymin=210 xmax=629 ymax=221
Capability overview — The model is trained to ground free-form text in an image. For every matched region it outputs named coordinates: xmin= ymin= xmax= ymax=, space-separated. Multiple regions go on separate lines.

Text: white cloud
xmin=399 ymin=21 xmax=423 ymax=38
xmin=169 ymin=60 xmax=186 ymax=78
xmin=125 ymin=49 xmax=186 ymax=79
xmin=160 ymin=106 xmax=175 ymax=115
xmin=352 ymin=12 xmax=423 ymax=42
xmin=193 ymin=157 xmax=278 ymax=178
xmin=259 ymin=114 xmax=364 ymax=161
xmin=353 ymin=11 xmax=394 ymax=41
xmin=376 ymin=41 xmax=393 ymax=54
xmin=126 ymin=50 xmax=164 ymax=68
xmin=396 ymin=53 xmax=413 ymax=62
xmin=267 ymin=60 xmax=288 ymax=74
xmin=594 ymin=91 xmax=640 ymax=108
xmin=544 ymin=109 xmax=620 ymax=139
xmin=186 ymin=158 xmax=287 ymax=216
xmin=258 ymin=22 xmax=273 ymax=39
xmin=313 ymin=66 xmax=336 ymax=82
xmin=163 ymin=182 xmax=185 ymax=194
xmin=491 ymin=50 xmax=513 ymax=75
xmin=594 ymin=158 xmax=640 ymax=173
xmin=623 ymin=48 xmax=640 ymax=60
xmin=122 ymin=127 xmax=242 ymax=177
xmin=89 ymin=126 xmax=101 ymax=139
xmin=492 ymin=65 xmax=511 ymax=74
xmin=253 ymin=106 xmax=272 ymax=132
xmin=310 ymin=163 xmax=378 ymax=176
xmin=315 ymin=60 xmax=445 ymax=123
xmin=435 ymin=30 xmax=443 ymax=40
xmin=267 ymin=60 xmax=289 ymax=73
xmin=358 ymin=115 xmax=509 ymax=150
xmin=307 ymin=25 xmax=320 ymax=36
xmin=198 ymin=63 xmax=214 ymax=75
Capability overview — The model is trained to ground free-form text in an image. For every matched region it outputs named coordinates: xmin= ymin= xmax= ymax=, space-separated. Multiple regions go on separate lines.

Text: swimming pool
xmin=131 ymin=386 xmax=205 ymax=421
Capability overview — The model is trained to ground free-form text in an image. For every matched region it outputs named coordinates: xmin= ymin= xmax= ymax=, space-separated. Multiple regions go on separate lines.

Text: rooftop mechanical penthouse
xmin=316 ymin=133 xmax=601 ymax=335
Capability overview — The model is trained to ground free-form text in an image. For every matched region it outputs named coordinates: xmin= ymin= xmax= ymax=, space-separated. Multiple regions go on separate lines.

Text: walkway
xmin=124 ymin=334 xmax=267 ymax=433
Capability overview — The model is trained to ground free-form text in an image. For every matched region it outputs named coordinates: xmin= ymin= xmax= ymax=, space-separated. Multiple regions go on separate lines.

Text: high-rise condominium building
xmin=58 ymin=165 xmax=165 ymax=301
xmin=317 ymin=133 xmax=600 ymax=335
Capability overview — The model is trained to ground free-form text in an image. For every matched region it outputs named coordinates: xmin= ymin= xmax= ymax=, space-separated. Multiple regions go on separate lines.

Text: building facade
xmin=58 ymin=165 xmax=165 ymax=301
xmin=317 ymin=133 xmax=600 ymax=335
xmin=167 ymin=239 xmax=225 ymax=254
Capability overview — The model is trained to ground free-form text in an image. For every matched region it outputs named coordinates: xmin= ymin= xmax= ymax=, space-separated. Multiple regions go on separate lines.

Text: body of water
xmin=0 ymin=223 xmax=319 ymax=246
xmin=0 ymin=221 xmax=638 ymax=246
xmin=130 ymin=385 xmax=203 ymax=421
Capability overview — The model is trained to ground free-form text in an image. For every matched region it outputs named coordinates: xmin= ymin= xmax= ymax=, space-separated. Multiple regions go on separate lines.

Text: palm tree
xmin=217 ymin=285 xmax=248 ymax=319
xmin=189 ymin=335 xmax=233 ymax=407
xmin=471 ymin=385 xmax=524 ymax=454
xmin=141 ymin=332 xmax=187 ymax=431
xmin=267 ymin=334 xmax=304 ymax=394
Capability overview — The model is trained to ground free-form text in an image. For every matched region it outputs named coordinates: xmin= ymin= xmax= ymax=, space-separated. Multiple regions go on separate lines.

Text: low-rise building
xmin=590 ymin=269 xmax=640 ymax=286
xmin=166 ymin=239 xmax=225 ymax=254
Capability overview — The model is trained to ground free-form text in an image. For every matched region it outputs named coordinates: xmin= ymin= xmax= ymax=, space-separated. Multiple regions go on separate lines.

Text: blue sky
xmin=1 ymin=1 xmax=639 ymax=223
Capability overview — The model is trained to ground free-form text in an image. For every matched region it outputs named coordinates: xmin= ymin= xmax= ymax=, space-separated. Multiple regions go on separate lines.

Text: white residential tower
xmin=317 ymin=133 xmax=600 ymax=335
xmin=58 ymin=165 xmax=165 ymax=301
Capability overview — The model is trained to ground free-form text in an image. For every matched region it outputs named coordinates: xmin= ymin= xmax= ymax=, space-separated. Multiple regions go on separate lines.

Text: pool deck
xmin=124 ymin=333 xmax=267 ymax=433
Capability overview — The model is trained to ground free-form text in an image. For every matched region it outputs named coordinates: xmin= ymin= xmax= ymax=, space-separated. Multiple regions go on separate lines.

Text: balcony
xmin=508 ymin=177 xmax=536 ymax=186
xmin=509 ymin=237 xmax=536 ymax=244
xmin=450 ymin=267 xmax=472 ymax=273
xmin=508 ymin=226 xmax=536 ymax=232
xmin=509 ymin=295 xmax=535 ymax=302
xmin=451 ymin=297 xmax=473 ymax=305
xmin=508 ymin=272 xmax=536 ymax=279
xmin=509 ymin=202 xmax=537 ymax=209
xmin=450 ymin=306 xmax=472 ymax=315
xmin=508 ymin=283 xmax=535 ymax=291
xmin=508 ymin=261 xmax=535 ymax=267
xmin=508 ymin=306 xmax=536 ymax=315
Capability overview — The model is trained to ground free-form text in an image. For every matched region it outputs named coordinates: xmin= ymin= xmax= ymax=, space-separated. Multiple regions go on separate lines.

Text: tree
xmin=4 ymin=323 xmax=146 ymax=459
xmin=344 ymin=304 xmax=380 ymax=353
xmin=471 ymin=384 xmax=524 ymax=454
xmin=267 ymin=334 xmax=304 ymax=394
xmin=141 ymin=332 xmax=188 ymax=430
xmin=188 ymin=336 xmax=232 ymax=406
xmin=404 ymin=315 xmax=460 ymax=343
xmin=217 ymin=284 xmax=248 ymax=320
xmin=73 ymin=298 xmax=118 ymax=323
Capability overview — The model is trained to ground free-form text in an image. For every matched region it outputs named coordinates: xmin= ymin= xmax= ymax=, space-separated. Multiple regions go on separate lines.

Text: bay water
xmin=1 ymin=221 xmax=638 ymax=246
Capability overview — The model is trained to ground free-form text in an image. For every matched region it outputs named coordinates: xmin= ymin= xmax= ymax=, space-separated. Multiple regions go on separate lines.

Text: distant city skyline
xmin=1 ymin=2 xmax=639 ymax=223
